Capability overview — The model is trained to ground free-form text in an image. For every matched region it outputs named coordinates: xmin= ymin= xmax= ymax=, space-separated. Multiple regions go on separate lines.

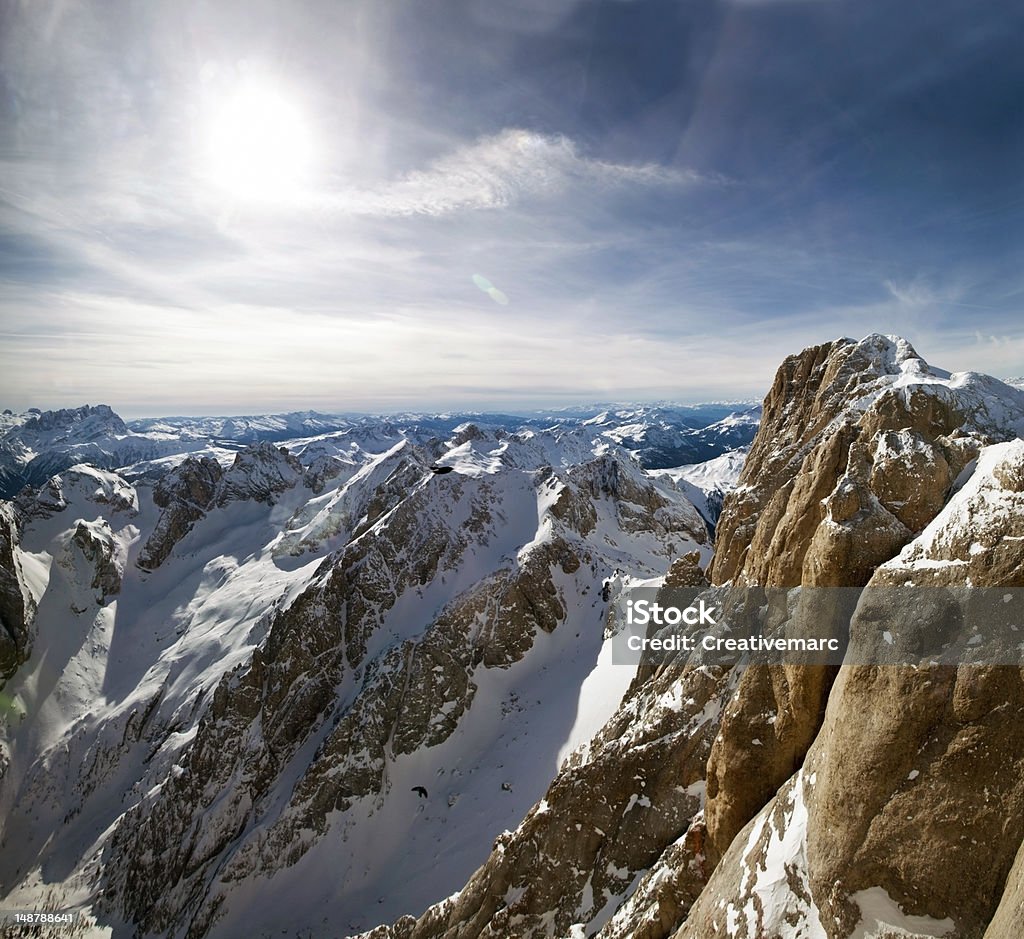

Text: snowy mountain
xmin=0 ymin=405 xmax=207 ymax=499
xmin=5 ymin=334 xmax=1023 ymax=939
xmin=0 ymin=414 xmax=713 ymax=937
xmin=647 ymin=448 xmax=748 ymax=530
xmin=582 ymin=406 xmax=760 ymax=469
xmin=0 ymin=404 xmax=758 ymax=501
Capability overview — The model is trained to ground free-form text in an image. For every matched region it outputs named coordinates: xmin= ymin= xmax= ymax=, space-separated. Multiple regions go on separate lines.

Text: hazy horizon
xmin=3 ymin=394 xmax=765 ymax=423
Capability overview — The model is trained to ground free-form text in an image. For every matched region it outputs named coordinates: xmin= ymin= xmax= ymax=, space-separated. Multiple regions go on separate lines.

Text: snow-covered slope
xmin=0 ymin=419 xmax=711 ymax=937
xmin=649 ymin=448 xmax=748 ymax=529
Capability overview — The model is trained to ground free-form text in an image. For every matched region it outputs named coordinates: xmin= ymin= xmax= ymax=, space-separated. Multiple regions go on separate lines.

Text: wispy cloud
xmin=320 ymin=129 xmax=699 ymax=218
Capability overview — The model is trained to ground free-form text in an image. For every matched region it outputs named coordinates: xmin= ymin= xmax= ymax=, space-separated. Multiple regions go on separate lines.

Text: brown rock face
xmin=986 ymin=838 xmax=1024 ymax=939
xmin=709 ymin=337 xmax=849 ymax=588
xmin=679 ymin=439 xmax=1024 ymax=939
xmin=711 ymin=335 xmax=974 ymax=589
xmin=801 ymin=441 xmax=1024 ymax=938
xmin=703 ymin=335 xmax=1004 ymax=862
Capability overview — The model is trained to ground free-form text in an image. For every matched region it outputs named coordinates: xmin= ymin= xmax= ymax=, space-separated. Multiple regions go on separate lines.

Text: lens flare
xmin=471 ymin=273 xmax=510 ymax=305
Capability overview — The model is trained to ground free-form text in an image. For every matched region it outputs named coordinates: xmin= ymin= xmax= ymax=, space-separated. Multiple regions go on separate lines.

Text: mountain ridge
xmin=2 ymin=334 xmax=1023 ymax=938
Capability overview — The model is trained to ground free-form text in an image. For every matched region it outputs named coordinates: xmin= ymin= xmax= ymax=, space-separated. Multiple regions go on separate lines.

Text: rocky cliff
xmin=0 ymin=503 xmax=35 ymax=689
xmin=361 ymin=335 xmax=1024 ymax=939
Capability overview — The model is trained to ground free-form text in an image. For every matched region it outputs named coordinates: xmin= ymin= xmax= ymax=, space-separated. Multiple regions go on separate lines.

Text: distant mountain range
xmin=0 ymin=402 xmax=761 ymax=500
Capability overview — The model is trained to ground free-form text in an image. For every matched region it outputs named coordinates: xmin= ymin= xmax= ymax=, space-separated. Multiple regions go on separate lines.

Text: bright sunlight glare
xmin=198 ymin=69 xmax=316 ymax=203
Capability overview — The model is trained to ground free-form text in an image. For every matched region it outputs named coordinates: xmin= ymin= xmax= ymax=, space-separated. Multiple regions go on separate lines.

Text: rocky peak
xmin=18 ymin=404 xmax=127 ymax=441
xmin=138 ymin=443 xmax=303 ymax=571
xmin=214 ymin=442 xmax=303 ymax=506
xmin=151 ymin=456 xmax=223 ymax=510
xmin=711 ymin=333 xmax=1024 ymax=588
xmin=702 ymin=334 xmax=1024 ymax=862
xmin=449 ymin=422 xmax=495 ymax=446
xmin=301 ymin=453 xmax=348 ymax=494
xmin=15 ymin=466 xmax=139 ymax=521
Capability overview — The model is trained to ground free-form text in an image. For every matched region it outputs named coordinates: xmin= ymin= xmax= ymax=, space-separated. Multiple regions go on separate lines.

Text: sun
xmin=199 ymin=71 xmax=316 ymax=203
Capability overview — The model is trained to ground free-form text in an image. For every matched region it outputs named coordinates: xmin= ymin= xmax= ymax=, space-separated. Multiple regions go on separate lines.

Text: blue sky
xmin=1 ymin=0 xmax=1022 ymax=416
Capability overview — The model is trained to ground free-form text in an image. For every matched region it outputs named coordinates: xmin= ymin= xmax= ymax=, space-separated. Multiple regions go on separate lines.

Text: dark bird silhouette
xmin=411 ymin=786 xmax=428 ymax=799
xmin=430 ymin=465 xmax=455 ymax=475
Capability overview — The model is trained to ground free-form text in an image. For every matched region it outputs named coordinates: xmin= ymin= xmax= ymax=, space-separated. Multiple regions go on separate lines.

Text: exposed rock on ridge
xmin=137 ymin=442 xmax=303 ymax=570
xmin=102 ymin=445 xmax=707 ymax=937
xmin=703 ymin=334 xmax=1024 ymax=863
xmin=0 ymin=504 xmax=35 ymax=688
xmin=679 ymin=438 xmax=1024 ymax=939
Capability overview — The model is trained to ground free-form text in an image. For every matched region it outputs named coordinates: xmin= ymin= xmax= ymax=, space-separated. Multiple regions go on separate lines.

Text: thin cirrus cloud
xmin=319 ymin=129 xmax=698 ymax=218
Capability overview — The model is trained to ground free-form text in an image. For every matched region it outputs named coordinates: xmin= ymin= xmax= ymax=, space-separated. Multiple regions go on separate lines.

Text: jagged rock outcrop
xmin=18 ymin=405 xmax=128 ymax=439
xmin=595 ymin=818 xmax=709 ymax=939
xmin=568 ymin=454 xmax=705 ymax=545
xmin=273 ymin=441 xmax=438 ymax=559
xmin=678 ymin=438 xmax=1024 ymax=939
xmin=15 ymin=466 xmax=139 ymax=521
xmin=663 ymin=551 xmax=709 ymax=590
xmin=71 ymin=520 xmax=122 ymax=605
xmin=137 ymin=456 xmax=223 ymax=570
xmin=703 ymin=335 xmax=1023 ymax=861
xmin=213 ymin=441 xmax=303 ymax=506
xmin=138 ymin=443 xmax=303 ymax=570
xmin=303 ymin=452 xmax=348 ymax=494
xmin=0 ymin=504 xmax=35 ymax=688
xmin=710 ymin=335 xmax=992 ymax=588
